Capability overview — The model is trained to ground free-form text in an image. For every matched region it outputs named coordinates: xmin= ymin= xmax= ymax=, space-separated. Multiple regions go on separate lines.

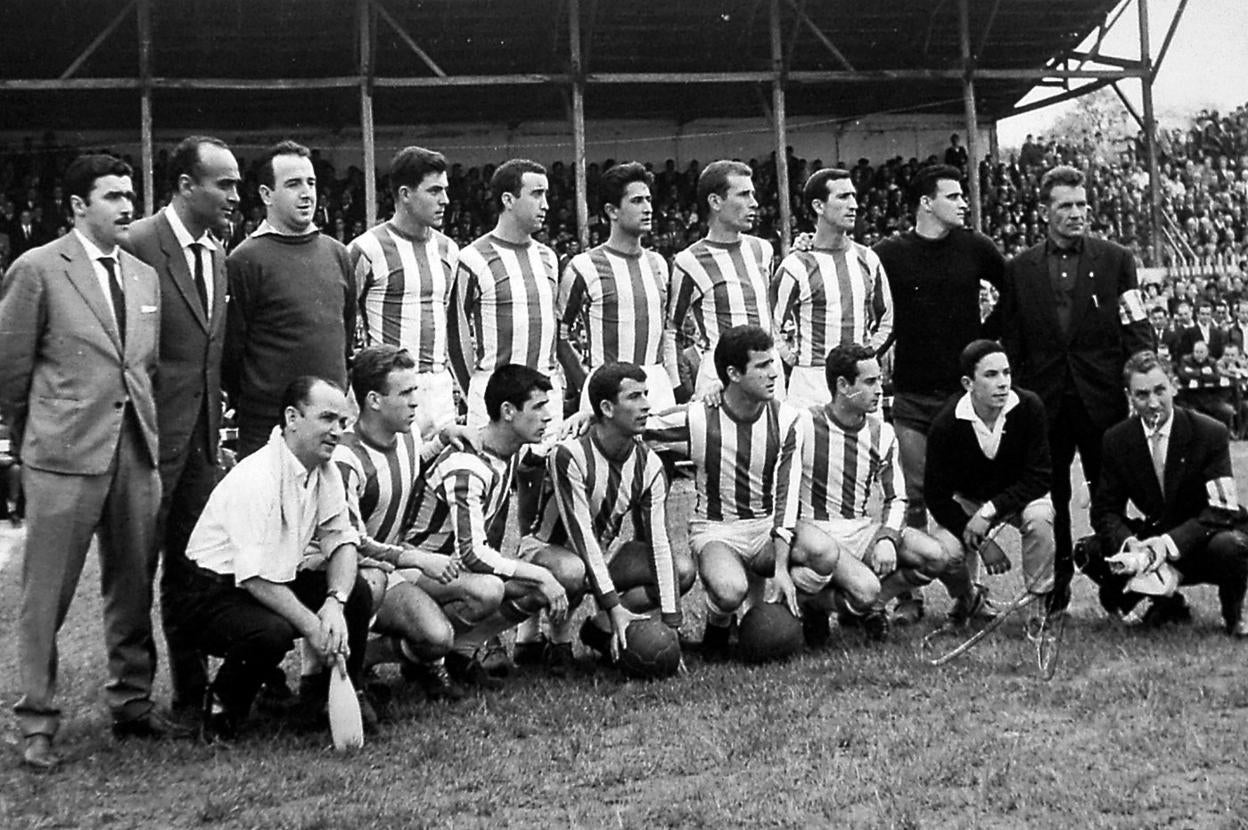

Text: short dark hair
xmin=169 ymin=136 xmax=229 ymax=188
xmin=257 ymin=140 xmax=312 ymax=190
xmin=959 ymin=339 xmax=1006 ymax=378
xmin=825 ymin=343 xmax=876 ymax=394
xmin=913 ymin=163 xmax=962 ymax=201
xmin=802 ymin=168 xmax=852 ymax=216
xmin=484 ymin=363 xmax=552 ymax=421
xmin=389 ymin=146 xmax=447 ymax=199
xmin=1122 ymin=350 xmax=1171 ymax=387
xmin=714 ymin=325 xmax=774 ymax=386
xmin=64 ymin=154 xmax=132 ymax=207
xmin=350 ymin=344 xmax=417 ymax=402
xmin=697 ymin=160 xmax=752 ymax=213
xmin=1196 ymin=301 xmax=1214 ymax=313
xmin=586 ymin=362 xmax=647 ymax=418
xmin=599 ymin=162 xmax=653 ymax=214
xmin=490 ymin=159 xmax=546 ymax=210
xmin=280 ymin=375 xmax=344 ymax=424
xmin=1039 ymin=166 xmax=1085 ymax=204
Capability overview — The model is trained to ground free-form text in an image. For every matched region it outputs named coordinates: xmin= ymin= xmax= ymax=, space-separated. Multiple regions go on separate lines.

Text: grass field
xmin=3 ymin=453 xmax=1248 ymax=829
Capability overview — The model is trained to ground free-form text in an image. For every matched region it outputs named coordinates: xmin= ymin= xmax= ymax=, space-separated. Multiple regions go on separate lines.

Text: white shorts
xmin=803 ymin=516 xmax=880 ymax=561
xmin=579 ymin=362 xmax=677 ymax=414
xmin=786 ymin=365 xmax=831 ymax=409
xmin=689 ymin=516 xmax=774 ymax=567
xmin=412 ymin=367 xmax=458 ymax=440
xmin=694 ymin=346 xmax=787 ymax=401
xmin=466 ymin=367 xmax=565 ymax=453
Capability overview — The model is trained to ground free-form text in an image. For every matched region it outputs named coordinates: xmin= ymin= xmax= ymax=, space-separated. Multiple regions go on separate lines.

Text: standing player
xmin=795 ymin=344 xmax=950 ymax=641
xmin=333 ymin=345 xmax=505 ymax=701
xmin=350 ymin=146 xmax=459 ymax=439
xmin=557 ymin=161 xmax=681 ymax=411
xmin=645 ymin=326 xmax=827 ymax=656
xmin=527 ymin=363 xmax=694 ymax=670
xmin=667 ymin=160 xmax=777 ymax=400
xmin=404 ymin=365 xmax=583 ymax=689
xmin=773 ymin=168 xmax=893 ymax=408
xmin=873 ymin=164 xmax=1005 ymax=624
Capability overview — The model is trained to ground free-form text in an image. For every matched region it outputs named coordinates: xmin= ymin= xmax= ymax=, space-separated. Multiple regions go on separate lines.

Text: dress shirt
xmin=164 ymin=206 xmax=217 ymax=312
xmin=1045 ymin=236 xmax=1083 ymax=337
xmin=955 ymin=389 xmax=1020 ymax=519
xmin=73 ymin=228 xmax=122 ymax=322
xmin=186 ymin=427 xmax=359 ymax=584
xmin=1139 ymin=411 xmax=1179 ymax=559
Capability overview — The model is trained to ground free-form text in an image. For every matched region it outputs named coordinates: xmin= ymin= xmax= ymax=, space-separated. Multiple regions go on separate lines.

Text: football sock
xmin=514 ymin=614 xmax=543 ymax=644
xmin=705 ymin=594 xmax=735 ymax=628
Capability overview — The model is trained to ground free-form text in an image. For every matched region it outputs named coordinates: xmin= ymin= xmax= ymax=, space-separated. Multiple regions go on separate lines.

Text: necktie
xmin=1148 ymin=429 xmax=1166 ymax=490
xmin=189 ymin=242 xmax=209 ymax=315
xmin=100 ymin=255 xmax=125 ymax=344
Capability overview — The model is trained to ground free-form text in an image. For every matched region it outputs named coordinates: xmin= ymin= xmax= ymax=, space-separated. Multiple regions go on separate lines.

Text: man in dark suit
xmin=1226 ymin=300 xmax=1248 ymax=353
xmin=1177 ymin=301 xmax=1227 ymax=360
xmin=10 ymin=208 xmax=44 ymax=257
xmin=998 ymin=165 xmax=1151 ymax=613
xmin=1148 ymin=305 xmax=1182 ymax=360
xmin=1086 ymin=351 xmax=1248 ymax=634
xmin=0 ymin=155 xmax=189 ymax=772
xmin=121 ymin=135 xmax=240 ymax=719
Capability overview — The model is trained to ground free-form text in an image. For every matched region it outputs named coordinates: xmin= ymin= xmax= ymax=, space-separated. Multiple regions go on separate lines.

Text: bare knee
xmin=462 ymin=574 xmax=505 ymax=622
xmin=902 ymin=530 xmax=950 ymax=579
xmin=675 ymin=551 xmax=697 ymax=595
xmin=794 ymin=522 xmax=842 ymax=575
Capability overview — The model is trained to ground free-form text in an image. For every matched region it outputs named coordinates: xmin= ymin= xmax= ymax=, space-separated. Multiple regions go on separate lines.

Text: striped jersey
xmin=559 ymin=244 xmax=670 ymax=367
xmin=797 ymin=406 xmax=906 ymax=536
xmin=332 ymin=429 xmax=422 ymax=548
xmin=668 ymin=235 xmax=774 ymax=349
xmin=771 ymin=242 xmax=894 ymax=365
xmin=406 ymin=444 xmax=518 ymax=578
xmin=647 ymin=399 xmax=801 ymax=531
xmin=532 ymin=431 xmax=679 ymax=621
xmin=452 ymin=234 xmax=559 ymax=376
xmin=349 ymin=223 xmax=459 ymax=372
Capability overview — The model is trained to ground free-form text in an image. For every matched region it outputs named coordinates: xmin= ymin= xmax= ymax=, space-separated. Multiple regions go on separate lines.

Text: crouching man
xmin=925 ymin=340 xmax=1056 ymax=627
xmin=183 ymin=377 xmax=374 ymax=739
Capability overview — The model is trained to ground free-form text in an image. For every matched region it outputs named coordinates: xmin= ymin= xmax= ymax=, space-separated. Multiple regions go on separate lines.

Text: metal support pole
xmin=770 ymin=0 xmax=792 ymax=255
xmin=958 ymin=0 xmax=982 ymax=232
xmin=1139 ymin=0 xmax=1162 ymax=265
xmin=570 ymin=0 xmax=589 ymax=251
xmin=359 ymin=0 xmax=377 ymax=228
xmin=138 ymin=0 xmax=153 ymax=217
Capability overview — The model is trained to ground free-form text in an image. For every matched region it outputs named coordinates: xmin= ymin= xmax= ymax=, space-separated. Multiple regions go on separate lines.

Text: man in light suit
xmin=121 ymin=136 xmax=240 ymax=718
xmin=0 ymin=154 xmax=188 ymax=773
xmin=998 ymin=165 xmax=1152 ymax=613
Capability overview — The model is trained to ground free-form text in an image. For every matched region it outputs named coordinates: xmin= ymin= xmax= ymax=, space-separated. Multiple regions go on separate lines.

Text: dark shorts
xmin=890 ymin=391 xmax=956 ymax=434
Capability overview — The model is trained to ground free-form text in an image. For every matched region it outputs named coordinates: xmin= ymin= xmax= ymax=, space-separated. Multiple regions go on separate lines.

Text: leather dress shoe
xmin=22 ymin=735 xmax=61 ymax=773
xmin=112 ymin=708 xmax=196 ymax=740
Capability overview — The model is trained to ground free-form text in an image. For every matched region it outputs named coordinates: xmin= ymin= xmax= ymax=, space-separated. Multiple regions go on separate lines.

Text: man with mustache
xmin=998 ymin=165 xmax=1152 ymax=615
xmin=1 ymin=154 xmax=184 ymax=771
xmin=223 ymin=140 xmax=357 ymax=459
xmin=772 ymin=168 xmax=893 ymax=409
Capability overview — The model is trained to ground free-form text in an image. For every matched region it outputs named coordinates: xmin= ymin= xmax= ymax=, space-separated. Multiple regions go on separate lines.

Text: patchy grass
xmin=4 ymin=450 xmax=1248 ymax=828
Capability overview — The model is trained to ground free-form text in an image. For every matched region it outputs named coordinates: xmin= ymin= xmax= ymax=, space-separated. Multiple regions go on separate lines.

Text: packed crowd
xmin=3 ymin=101 xmax=1247 ymax=273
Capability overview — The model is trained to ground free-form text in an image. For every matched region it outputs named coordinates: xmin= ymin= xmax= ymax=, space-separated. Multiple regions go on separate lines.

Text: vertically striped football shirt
xmin=559 ymin=244 xmax=670 ymax=367
xmin=333 ymin=429 xmax=422 ymax=547
xmin=349 ymin=223 xmax=459 ymax=372
xmin=668 ymin=235 xmax=774 ymax=349
xmin=771 ymin=242 xmax=893 ymax=365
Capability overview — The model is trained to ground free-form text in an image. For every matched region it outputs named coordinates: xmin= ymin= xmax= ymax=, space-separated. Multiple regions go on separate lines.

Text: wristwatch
xmin=326 ymin=588 xmax=349 ymax=606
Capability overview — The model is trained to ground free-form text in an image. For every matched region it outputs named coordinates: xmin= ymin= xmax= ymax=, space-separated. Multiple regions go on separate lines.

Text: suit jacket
xmin=1091 ymin=406 xmax=1243 ymax=560
xmin=0 ymin=233 xmax=160 ymax=474
xmin=999 ymin=236 xmax=1151 ymax=429
xmin=121 ymin=210 xmax=226 ymax=466
xmin=1177 ymin=323 xmax=1227 ymax=360
xmin=1227 ymin=322 xmax=1248 ymax=352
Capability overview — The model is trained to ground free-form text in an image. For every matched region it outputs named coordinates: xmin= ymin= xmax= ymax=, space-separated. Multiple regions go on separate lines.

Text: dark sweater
xmin=873 ymin=229 xmax=1004 ymax=395
xmin=924 ymin=388 xmax=1052 ymax=535
xmin=224 ymin=231 xmax=355 ymax=433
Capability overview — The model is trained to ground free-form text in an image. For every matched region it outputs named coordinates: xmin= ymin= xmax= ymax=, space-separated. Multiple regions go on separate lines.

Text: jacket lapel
xmin=61 ymin=235 xmax=123 ymax=355
xmin=157 ymin=213 xmax=210 ymax=332
xmin=1128 ymin=418 xmax=1165 ymax=508
xmin=209 ymin=238 xmax=227 ymax=335
xmin=1161 ymin=408 xmax=1192 ymax=507
xmin=1067 ymin=239 xmax=1100 ymax=341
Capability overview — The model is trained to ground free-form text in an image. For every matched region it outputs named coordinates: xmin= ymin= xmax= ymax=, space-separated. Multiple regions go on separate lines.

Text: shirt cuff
xmin=1160 ymin=533 xmax=1180 ymax=561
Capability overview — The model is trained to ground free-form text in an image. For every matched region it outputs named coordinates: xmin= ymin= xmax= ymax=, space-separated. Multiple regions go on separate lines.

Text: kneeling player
xmin=526 ymin=362 xmax=694 ymax=671
xmin=794 ymin=344 xmax=950 ymax=641
xmin=333 ymin=345 xmax=504 ymax=701
xmin=646 ymin=326 xmax=821 ymax=657
xmin=925 ymin=340 xmax=1056 ymax=626
xmin=405 ymin=364 xmax=584 ymax=688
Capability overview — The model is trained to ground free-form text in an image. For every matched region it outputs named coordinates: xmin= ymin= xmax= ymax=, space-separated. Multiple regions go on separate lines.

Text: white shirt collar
xmin=1141 ymin=410 xmax=1174 ymax=442
xmin=73 ymin=228 xmax=116 ymax=260
xmin=251 ymin=218 xmax=318 ymax=238
xmin=164 ymin=205 xmax=218 ymax=251
xmin=955 ymin=390 xmax=1019 ymax=460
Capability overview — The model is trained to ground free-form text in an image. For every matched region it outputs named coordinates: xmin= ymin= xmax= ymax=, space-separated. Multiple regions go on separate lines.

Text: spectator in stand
xmin=1178 ymin=301 xmax=1228 ymax=360
xmin=1177 ymin=340 xmax=1236 ymax=430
